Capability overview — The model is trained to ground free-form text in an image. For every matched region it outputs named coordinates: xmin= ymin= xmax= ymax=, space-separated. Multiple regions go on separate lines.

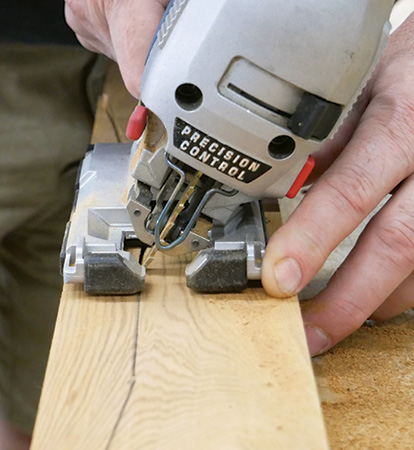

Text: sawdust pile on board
xmin=314 ymin=310 xmax=414 ymax=450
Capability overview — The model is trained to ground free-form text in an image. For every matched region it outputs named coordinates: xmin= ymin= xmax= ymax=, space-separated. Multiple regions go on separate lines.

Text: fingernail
xmin=305 ymin=325 xmax=331 ymax=356
xmin=273 ymin=257 xmax=302 ymax=295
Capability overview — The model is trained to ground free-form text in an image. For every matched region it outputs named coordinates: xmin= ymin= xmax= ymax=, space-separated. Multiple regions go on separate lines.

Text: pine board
xmin=31 ymin=253 xmax=328 ymax=449
xmin=31 ymin=63 xmax=328 ymax=449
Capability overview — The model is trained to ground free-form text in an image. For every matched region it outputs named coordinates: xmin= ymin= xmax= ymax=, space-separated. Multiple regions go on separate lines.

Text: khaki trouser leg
xmin=0 ymin=43 xmax=107 ymax=433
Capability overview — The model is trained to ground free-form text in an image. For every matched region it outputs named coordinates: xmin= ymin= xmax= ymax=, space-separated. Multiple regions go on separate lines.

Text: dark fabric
xmin=0 ymin=0 xmax=79 ymax=45
xmin=0 ymin=43 xmax=108 ymax=433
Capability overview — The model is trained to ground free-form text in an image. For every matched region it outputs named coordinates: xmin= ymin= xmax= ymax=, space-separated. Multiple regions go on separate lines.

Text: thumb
xmin=262 ymin=212 xmax=329 ymax=299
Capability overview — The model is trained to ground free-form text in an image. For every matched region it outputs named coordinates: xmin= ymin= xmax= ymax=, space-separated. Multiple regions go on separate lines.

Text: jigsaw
xmin=62 ymin=0 xmax=394 ymax=295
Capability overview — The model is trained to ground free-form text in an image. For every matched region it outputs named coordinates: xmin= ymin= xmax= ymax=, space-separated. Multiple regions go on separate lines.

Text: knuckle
xmin=377 ymin=209 xmax=414 ymax=269
xmin=321 ymin=164 xmax=374 ymax=218
xmin=371 ymin=73 xmax=414 ymax=171
xmin=65 ymin=0 xmax=107 ymax=24
xmin=333 ymin=297 xmax=367 ymax=330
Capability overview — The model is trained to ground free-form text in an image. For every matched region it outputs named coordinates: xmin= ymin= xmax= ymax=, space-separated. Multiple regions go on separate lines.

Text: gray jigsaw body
xmin=62 ymin=0 xmax=394 ymax=295
xmin=61 ymin=144 xmax=145 ymax=295
xmin=62 ymin=143 xmax=265 ymax=294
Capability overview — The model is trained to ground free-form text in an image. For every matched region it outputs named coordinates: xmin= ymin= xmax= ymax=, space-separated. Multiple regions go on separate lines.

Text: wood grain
xmin=32 ymin=253 xmax=328 ymax=449
xmin=31 ymin=63 xmax=328 ymax=449
xmin=29 ymin=2 xmax=414 ymax=442
xmin=31 ymin=284 xmax=140 ymax=449
xmin=109 ymin=254 xmax=327 ymax=449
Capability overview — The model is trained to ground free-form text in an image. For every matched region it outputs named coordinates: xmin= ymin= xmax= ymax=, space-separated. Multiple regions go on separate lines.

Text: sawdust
xmin=314 ymin=310 xmax=414 ymax=450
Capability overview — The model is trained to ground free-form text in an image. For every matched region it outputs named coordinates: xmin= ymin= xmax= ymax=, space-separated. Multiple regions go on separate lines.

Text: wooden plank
xmin=31 ymin=284 xmax=139 ymax=448
xmin=31 ymin=63 xmax=328 ymax=449
xmin=104 ymin=254 xmax=327 ymax=449
xmin=31 ymin=254 xmax=328 ymax=449
xmin=30 ymin=2 xmax=414 ymax=442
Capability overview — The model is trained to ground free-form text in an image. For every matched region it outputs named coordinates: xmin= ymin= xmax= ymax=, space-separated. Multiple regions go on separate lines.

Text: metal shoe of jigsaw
xmin=62 ymin=0 xmax=394 ymax=295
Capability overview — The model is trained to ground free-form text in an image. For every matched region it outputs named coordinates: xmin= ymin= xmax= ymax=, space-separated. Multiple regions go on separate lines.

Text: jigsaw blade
xmin=143 ymin=170 xmax=203 ymax=266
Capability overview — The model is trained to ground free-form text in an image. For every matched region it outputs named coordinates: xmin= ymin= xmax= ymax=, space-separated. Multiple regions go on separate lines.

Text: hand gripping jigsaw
xmin=62 ymin=0 xmax=394 ymax=295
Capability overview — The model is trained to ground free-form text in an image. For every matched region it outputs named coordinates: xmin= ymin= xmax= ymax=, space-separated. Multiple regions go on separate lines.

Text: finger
xmin=106 ymin=1 xmax=168 ymax=97
xmin=301 ymin=174 xmax=414 ymax=355
xmin=309 ymin=82 xmax=372 ymax=183
xmin=65 ymin=1 xmax=116 ymax=59
xmin=262 ymin=61 xmax=414 ymax=299
xmin=309 ymin=11 xmax=414 ymax=184
xmin=370 ymin=271 xmax=414 ymax=321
